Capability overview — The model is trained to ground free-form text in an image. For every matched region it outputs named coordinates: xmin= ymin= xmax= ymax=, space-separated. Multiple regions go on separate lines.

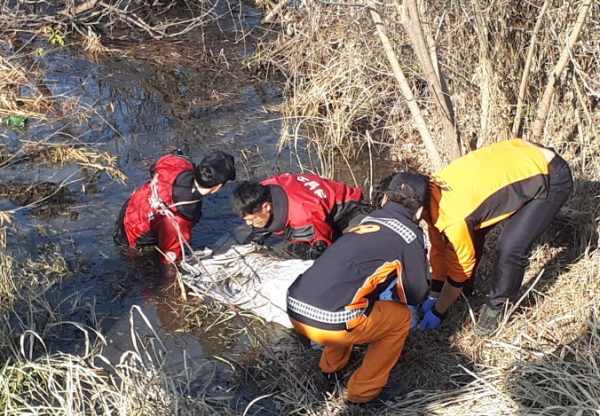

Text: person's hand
xmin=419 ymin=308 xmax=444 ymax=330
xmin=420 ymin=295 xmax=439 ymax=315
xmin=407 ymin=305 xmax=420 ymax=329
xmin=288 ymin=242 xmax=312 ymax=259
xmin=310 ymin=240 xmax=328 ymax=259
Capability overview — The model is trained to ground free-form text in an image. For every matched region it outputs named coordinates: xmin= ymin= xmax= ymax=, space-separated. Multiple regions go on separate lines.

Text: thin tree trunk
xmin=512 ymin=0 xmax=551 ymax=137
xmin=531 ymin=0 xmax=593 ymax=141
xmin=369 ymin=3 xmax=443 ymax=170
xmin=471 ymin=0 xmax=503 ymax=147
xmin=398 ymin=0 xmax=461 ymax=161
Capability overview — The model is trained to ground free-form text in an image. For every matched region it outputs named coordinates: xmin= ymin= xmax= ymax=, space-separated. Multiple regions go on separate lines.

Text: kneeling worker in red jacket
xmin=286 ymin=172 xmax=430 ymax=404
xmin=230 ymin=173 xmax=368 ymax=259
xmin=114 ymin=151 xmax=235 ymax=263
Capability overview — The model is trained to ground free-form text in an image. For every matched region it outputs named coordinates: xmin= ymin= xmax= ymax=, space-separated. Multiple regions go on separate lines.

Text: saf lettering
xmin=297 ymin=176 xmax=327 ymax=198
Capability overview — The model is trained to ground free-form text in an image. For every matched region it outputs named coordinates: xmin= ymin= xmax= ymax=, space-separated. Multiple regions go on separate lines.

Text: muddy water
xmin=0 ymin=2 xmax=301 ymax=403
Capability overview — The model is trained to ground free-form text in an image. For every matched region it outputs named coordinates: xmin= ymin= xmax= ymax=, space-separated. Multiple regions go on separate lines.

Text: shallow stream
xmin=0 ymin=1 xmax=303 ymax=404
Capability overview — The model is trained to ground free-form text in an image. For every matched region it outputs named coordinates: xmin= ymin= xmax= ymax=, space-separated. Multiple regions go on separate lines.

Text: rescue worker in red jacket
xmin=286 ymin=172 xmax=430 ymax=404
xmin=406 ymin=139 xmax=573 ymax=335
xmin=230 ymin=173 xmax=369 ymax=259
xmin=114 ymin=151 xmax=236 ymax=263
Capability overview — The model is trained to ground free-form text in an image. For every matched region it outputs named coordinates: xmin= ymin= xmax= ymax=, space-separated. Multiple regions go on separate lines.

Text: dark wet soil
xmin=0 ymin=181 xmax=75 ymax=218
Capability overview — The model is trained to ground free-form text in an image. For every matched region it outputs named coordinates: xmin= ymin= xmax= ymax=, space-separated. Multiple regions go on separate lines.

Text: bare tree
xmin=398 ymin=0 xmax=462 ymax=161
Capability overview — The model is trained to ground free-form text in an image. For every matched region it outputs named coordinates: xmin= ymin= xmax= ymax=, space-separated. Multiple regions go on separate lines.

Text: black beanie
xmin=195 ymin=151 xmax=236 ymax=188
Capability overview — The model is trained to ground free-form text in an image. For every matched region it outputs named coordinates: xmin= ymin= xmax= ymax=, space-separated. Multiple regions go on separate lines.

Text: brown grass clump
xmin=0 ymin=54 xmax=54 ymax=122
xmin=250 ymin=1 xmax=600 ymax=172
xmin=21 ymin=144 xmax=128 ymax=181
xmin=0 ymin=252 xmax=16 ymax=312
xmin=0 ymin=251 xmax=241 ymax=416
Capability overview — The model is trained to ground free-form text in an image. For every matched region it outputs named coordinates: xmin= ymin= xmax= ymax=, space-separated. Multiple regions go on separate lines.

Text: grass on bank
xmin=0 ymin=250 xmax=241 ymax=416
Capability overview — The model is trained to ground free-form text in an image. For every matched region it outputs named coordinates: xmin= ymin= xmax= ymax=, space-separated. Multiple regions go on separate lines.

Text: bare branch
xmin=512 ymin=0 xmax=550 ymax=138
xmin=398 ymin=0 xmax=461 ymax=161
xmin=369 ymin=2 xmax=443 ymax=170
xmin=530 ymin=0 xmax=593 ymax=142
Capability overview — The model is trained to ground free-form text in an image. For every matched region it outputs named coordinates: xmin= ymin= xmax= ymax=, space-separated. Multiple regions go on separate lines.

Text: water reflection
xmin=1 ymin=0 xmax=288 ymax=382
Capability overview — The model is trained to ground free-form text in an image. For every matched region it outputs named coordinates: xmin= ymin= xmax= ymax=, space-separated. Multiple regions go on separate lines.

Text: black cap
xmin=387 ymin=172 xmax=429 ymax=206
xmin=195 ymin=151 xmax=236 ymax=188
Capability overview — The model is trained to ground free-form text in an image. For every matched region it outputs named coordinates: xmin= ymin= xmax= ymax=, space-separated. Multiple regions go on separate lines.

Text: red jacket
xmin=261 ymin=173 xmax=363 ymax=246
xmin=123 ymin=155 xmax=201 ymax=263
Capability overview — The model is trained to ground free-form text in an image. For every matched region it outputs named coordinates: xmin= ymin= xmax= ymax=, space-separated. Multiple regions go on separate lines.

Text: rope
xmin=147 ymin=174 xmax=333 ymax=413
xmin=148 ymin=173 xmax=188 ymax=263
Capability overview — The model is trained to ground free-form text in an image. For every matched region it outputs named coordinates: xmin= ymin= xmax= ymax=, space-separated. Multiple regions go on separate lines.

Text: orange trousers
xmin=291 ymin=300 xmax=411 ymax=403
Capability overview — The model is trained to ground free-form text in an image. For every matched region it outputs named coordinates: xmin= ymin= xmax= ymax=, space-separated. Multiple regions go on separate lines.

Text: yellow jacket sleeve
xmin=441 ymin=221 xmax=476 ymax=283
xmin=427 ymin=224 xmax=448 ymax=282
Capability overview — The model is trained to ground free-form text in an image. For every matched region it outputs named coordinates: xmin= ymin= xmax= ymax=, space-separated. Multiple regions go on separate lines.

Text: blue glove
xmin=419 ymin=308 xmax=444 ymax=330
xmin=420 ymin=295 xmax=439 ymax=315
xmin=407 ymin=305 xmax=420 ymax=330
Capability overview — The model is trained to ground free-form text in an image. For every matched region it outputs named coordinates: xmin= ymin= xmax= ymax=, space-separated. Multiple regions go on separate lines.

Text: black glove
xmin=288 ymin=240 xmax=329 ymax=260
xmin=288 ymin=242 xmax=312 ymax=259
xmin=310 ymin=240 xmax=328 ymax=259
xmin=242 ymin=228 xmax=272 ymax=245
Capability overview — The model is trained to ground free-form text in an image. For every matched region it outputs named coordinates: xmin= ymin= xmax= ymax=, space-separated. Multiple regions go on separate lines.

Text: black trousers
xmin=486 ymin=155 xmax=573 ymax=309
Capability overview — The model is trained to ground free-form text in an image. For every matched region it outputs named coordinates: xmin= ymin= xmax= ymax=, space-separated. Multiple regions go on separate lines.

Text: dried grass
xmin=251 ymin=0 xmax=600 ymax=173
xmin=239 ymin=1 xmax=600 ymax=414
xmin=0 ymin=0 xmax=219 ymax=124
xmin=0 ymin=251 xmax=238 ymax=415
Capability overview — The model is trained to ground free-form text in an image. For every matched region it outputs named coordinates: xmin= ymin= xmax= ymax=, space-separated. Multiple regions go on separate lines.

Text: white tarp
xmin=180 ymin=243 xmax=420 ymax=330
xmin=179 ymin=244 xmax=313 ymax=328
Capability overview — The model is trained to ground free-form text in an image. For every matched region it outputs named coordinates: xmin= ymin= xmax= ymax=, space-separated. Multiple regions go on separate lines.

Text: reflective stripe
xmin=360 ymin=216 xmax=416 ymax=243
xmin=288 ymin=296 xmax=366 ymax=324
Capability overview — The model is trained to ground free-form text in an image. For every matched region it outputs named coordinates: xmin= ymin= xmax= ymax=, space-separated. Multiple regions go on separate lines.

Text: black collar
xmin=266 ymin=184 xmax=288 ymax=232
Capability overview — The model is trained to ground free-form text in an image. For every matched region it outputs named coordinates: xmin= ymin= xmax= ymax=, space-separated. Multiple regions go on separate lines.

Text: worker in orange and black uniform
xmin=286 ymin=173 xmax=430 ymax=404
xmin=114 ymin=151 xmax=236 ymax=264
xmin=230 ymin=173 xmax=370 ymax=260
xmin=407 ymin=139 xmax=573 ymax=335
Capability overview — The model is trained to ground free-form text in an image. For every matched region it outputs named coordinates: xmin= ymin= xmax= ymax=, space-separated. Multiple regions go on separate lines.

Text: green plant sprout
xmin=45 ymin=26 xmax=66 ymax=47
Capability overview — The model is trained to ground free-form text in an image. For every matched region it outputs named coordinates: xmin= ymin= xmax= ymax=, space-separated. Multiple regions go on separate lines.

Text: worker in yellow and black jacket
xmin=286 ymin=173 xmax=430 ymax=404
xmin=406 ymin=139 xmax=573 ymax=335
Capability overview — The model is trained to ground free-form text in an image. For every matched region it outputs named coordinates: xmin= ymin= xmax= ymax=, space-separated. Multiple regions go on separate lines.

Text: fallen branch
xmin=58 ymin=0 xmax=99 ymax=17
xmin=262 ymin=0 xmax=289 ymax=23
